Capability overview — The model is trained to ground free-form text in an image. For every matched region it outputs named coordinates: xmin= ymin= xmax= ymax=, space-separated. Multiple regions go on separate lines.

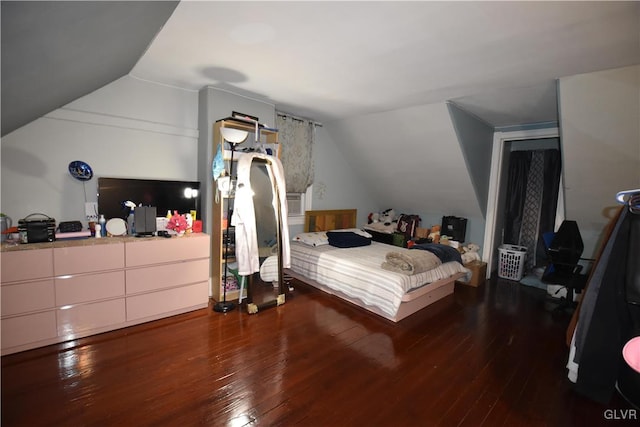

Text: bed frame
xmin=286 ymin=209 xmax=465 ymax=322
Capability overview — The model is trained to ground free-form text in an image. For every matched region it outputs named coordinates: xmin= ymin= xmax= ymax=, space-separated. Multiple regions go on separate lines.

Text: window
xmin=287 ymin=185 xmax=312 ymax=226
xmin=276 ymin=111 xmax=317 ymax=226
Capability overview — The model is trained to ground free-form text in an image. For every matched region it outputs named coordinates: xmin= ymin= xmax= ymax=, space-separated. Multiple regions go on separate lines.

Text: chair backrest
xmin=543 ymin=220 xmax=584 ymax=281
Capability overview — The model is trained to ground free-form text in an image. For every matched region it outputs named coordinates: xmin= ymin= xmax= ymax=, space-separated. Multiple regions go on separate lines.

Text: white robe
xmin=231 ymin=153 xmax=290 ymax=276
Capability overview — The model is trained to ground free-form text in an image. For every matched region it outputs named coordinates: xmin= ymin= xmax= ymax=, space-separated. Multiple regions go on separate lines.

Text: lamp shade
xmin=221 ymin=128 xmax=249 ymax=144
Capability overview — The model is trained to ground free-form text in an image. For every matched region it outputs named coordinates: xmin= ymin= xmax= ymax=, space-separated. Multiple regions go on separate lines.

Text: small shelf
xmin=216 ymin=118 xmax=278 ymax=144
xmin=223 ymin=144 xmax=280 ymax=160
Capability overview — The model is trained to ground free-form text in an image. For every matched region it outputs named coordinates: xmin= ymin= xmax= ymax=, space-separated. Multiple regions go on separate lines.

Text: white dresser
xmin=1 ymin=233 xmax=210 ymax=355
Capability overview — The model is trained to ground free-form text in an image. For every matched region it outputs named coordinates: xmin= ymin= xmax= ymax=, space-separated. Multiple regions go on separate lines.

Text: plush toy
xmin=368 ymin=212 xmax=380 ymax=224
xmin=428 ymin=225 xmax=441 ymax=243
xmin=461 ymin=243 xmax=481 ymax=264
xmin=380 ymin=208 xmax=396 ymax=226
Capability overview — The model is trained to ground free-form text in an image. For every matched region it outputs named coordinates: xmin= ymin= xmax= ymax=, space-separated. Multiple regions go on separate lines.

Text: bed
xmin=286 ymin=209 xmax=471 ymax=322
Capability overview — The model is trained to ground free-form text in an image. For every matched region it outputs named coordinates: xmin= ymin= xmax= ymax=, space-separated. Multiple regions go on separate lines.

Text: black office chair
xmin=542 ymin=220 xmax=589 ymax=313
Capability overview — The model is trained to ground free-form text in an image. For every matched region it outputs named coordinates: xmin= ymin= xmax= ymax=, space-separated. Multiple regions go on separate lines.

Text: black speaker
xmin=134 ymin=206 xmax=157 ymax=236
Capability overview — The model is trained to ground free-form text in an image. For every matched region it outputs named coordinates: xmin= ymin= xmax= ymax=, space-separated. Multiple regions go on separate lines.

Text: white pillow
xmin=293 ymin=231 xmax=329 ymax=246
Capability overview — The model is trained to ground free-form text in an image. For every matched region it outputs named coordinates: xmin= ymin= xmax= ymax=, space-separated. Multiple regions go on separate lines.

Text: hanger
xmin=616 ymin=189 xmax=640 ymax=214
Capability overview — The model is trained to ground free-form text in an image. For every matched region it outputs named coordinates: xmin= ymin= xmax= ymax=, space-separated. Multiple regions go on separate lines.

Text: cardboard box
xmin=462 ymin=260 xmax=487 ymax=287
xmin=415 ymin=227 xmax=430 ymax=239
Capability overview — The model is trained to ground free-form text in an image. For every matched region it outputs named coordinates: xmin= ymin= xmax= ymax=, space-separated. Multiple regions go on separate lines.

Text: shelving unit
xmin=211 ymin=118 xmax=279 ymax=303
xmin=218 ymin=117 xmax=279 ymax=157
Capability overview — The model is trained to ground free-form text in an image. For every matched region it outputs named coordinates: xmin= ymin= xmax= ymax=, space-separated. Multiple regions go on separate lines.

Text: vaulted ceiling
xmin=3 ymin=1 xmax=638 ymax=138
xmin=1 ymin=1 xmax=180 ymax=136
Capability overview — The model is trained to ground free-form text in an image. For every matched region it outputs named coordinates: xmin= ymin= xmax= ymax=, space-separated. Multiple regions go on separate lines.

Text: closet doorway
xmin=483 ymin=127 xmax=563 ymax=277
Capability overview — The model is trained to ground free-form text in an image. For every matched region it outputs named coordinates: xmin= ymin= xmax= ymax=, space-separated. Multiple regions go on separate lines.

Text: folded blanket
xmin=411 ymin=243 xmax=463 ymax=264
xmin=381 ymin=250 xmax=441 ymax=275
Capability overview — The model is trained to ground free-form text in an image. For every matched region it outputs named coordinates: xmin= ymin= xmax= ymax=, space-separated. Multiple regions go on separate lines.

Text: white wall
xmin=300 ymin=125 xmax=376 ymax=236
xmin=1 ymin=76 xmax=199 ymax=225
xmin=326 ymin=103 xmax=482 ymax=219
xmin=197 ymin=87 xmax=276 ymax=235
xmin=324 ymin=102 xmax=484 ymax=250
xmin=447 ymin=102 xmax=494 ymax=219
xmin=559 ymin=65 xmax=640 ymax=257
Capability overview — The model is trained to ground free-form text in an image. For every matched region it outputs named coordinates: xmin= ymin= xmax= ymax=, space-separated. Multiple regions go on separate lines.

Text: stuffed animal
xmin=380 ymin=209 xmax=396 ymax=226
xmin=368 ymin=212 xmax=380 ymax=224
xmin=428 ymin=225 xmax=441 ymax=243
xmin=461 ymin=243 xmax=481 ymax=264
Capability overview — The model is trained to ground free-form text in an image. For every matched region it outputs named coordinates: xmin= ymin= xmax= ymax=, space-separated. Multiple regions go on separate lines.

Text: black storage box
xmin=18 ymin=213 xmax=56 ymax=243
xmin=441 ymin=216 xmax=467 ymax=243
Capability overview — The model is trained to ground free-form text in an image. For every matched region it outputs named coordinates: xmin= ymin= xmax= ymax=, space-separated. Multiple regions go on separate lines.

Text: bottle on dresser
xmin=98 ymin=214 xmax=106 ymax=237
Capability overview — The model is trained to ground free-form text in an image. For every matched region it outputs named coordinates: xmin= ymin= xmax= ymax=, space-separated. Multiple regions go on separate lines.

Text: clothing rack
xmin=616 ymin=189 xmax=640 ymax=214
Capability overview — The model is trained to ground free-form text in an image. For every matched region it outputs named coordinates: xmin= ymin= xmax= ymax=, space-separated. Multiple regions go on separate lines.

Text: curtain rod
xmin=276 ymin=112 xmax=323 ymax=127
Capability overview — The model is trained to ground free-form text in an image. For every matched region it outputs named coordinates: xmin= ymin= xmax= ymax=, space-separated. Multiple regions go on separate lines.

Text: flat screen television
xmin=97 ymin=177 xmax=201 ymax=221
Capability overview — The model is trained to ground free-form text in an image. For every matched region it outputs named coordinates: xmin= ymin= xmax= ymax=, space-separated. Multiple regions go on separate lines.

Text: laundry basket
xmin=498 ymin=244 xmax=527 ymax=281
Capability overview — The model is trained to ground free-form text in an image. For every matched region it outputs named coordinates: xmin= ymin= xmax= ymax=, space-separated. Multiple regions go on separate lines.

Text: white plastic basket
xmin=498 ymin=244 xmax=527 ymax=281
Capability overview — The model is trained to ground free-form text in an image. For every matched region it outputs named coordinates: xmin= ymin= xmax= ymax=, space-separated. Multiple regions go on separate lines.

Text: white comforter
xmin=260 ymin=255 xmax=279 ymax=282
xmin=290 ymin=241 xmax=470 ymax=318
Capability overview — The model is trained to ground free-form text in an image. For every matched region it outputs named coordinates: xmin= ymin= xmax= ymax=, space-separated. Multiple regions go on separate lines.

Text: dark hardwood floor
xmin=1 ymin=276 xmax=635 ymax=426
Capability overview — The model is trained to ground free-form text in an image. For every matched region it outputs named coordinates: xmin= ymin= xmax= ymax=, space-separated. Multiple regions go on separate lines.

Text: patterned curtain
xmin=276 ymin=113 xmax=314 ymax=193
xmin=518 ymin=151 xmax=545 ymax=272
xmin=503 ymin=148 xmax=562 ymax=273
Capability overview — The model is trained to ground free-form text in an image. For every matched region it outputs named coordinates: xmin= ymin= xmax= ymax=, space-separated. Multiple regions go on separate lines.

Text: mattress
xmin=290 ymin=241 xmax=470 ymax=318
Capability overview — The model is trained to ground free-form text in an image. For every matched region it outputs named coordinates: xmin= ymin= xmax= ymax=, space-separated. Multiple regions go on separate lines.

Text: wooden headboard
xmin=304 ymin=209 xmax=357 ymax=232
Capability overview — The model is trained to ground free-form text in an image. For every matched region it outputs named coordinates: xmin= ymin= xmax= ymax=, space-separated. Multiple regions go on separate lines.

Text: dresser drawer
xmin=125 ymin=234 xmax=210 ymax=267
xmin=57 ymin=298 xmax=126 ymax=338
xmin=126 ymin=281 xmax=208 ymax=321
xmin=1 ymin=248 xmax=53 ymax=283
xmin=54 ymin=243 xmax=124 ymax=275
xmin=126 ymin=258 xmax=209 ymax=294
xmin=1 ymin=279 xmax=55 ymax=316
xmin=1 ymin=311 xmax=57 ymax=350
xmin=55 ymin=271 xmax=125 ymax=305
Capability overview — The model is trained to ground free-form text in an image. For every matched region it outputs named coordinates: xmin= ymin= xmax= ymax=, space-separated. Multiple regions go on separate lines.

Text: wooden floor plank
xmin=1 ymin=277 xmax=635 ymax=426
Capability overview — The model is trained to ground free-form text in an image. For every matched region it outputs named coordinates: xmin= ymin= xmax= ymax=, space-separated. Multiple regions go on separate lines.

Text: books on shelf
xmin=232 ymin=111 xmax=259 ymax=122
xmin=217 ymin=113 xmax=278 ymax=134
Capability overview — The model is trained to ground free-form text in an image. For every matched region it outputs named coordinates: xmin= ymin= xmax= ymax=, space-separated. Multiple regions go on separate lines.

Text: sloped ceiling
xmin=4 ymin=1 xmax=638 ymax=136
xmin=131 ymin=1 xmax=639 ymax=126
xmin=1 ymin=0 xmax=179 ymax=136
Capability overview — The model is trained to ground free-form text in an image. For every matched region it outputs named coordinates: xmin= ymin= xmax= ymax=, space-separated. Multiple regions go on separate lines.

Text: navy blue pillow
xmin=326 ymin=231 xmax=372 ymax=248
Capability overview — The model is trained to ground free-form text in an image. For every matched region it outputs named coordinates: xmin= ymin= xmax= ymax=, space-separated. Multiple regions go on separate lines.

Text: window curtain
xmin=503 ymin=149 xmax=562 ymax=271
xmin=276 ymin=113 xmax=314 ymax=193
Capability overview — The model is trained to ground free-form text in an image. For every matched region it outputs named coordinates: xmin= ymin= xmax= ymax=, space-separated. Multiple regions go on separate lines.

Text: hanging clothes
xmin=568 ymin=205 xmax=640 ymax=404
xmin=232 ymin=152 xmax=290 ymax=276
xmin=503 ymin=149 xmax=561 ymax=270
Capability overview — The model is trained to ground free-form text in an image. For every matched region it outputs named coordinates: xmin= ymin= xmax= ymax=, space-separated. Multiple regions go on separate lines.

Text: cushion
xmin=293 ymin=231 xmax=329 ymax=246
xmin=330 ymin=228 xmax=373 ymax=238
xmin=327 ymin=231 xmax=371 ymax=248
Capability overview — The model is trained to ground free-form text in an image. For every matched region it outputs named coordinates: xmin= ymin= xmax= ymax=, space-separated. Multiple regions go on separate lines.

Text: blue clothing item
xmin=212 ymin=144 xmax=225 ymax=181
xmin=327 ymin=231 xmax=371 ymax=248
xmin=411 ymin=243 xmax=463 ymax=264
